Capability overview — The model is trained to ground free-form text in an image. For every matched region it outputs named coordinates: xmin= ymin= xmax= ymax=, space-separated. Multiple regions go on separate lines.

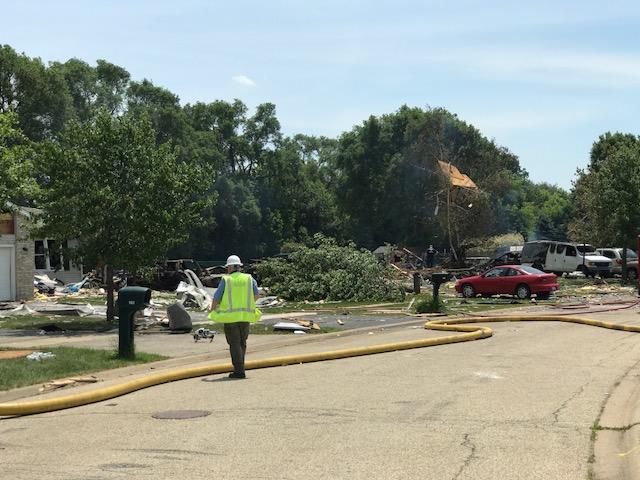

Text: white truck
xmin=521 ymin=241 xmax=612 ymax=277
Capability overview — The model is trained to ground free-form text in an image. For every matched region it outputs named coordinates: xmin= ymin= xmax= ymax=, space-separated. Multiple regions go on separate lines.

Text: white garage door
xmin=0 ymin=247 xmax=12 ymax=301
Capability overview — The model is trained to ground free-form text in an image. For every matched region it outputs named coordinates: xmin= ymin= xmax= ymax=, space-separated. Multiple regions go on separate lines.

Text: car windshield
xmin=576 ymin=244 xmax=596 ymax=253
xmin=626 ymin=249 xmax=638 ymax=259
xmin=519 ymin=265 xmax=544 ymax=275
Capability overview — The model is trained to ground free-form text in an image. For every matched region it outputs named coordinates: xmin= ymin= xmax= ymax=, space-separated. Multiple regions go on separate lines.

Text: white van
xmin=521 ymin=241 xmax=612 ymax=277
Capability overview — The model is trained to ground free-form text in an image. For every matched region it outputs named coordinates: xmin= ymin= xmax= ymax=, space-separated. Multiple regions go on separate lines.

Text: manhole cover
xmin=152 ymin=410 xmax=211 ymax=420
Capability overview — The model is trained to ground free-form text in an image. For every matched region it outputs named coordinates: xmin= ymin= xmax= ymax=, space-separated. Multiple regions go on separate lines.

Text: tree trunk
xmin=106 ymin=264 xmax=115 ymax=322
xmin=447 ymin=187 xmax=458 ymax=264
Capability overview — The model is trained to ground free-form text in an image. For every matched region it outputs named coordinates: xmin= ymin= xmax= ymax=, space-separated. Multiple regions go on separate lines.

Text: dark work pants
xmin=224 ymin=322 xmax=250 ymax=375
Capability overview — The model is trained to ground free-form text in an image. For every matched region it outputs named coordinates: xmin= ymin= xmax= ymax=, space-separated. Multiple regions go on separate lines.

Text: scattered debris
xmin=273 ymin=321 xmax=310 ymax=333
xmin=0 ymin=303 xmax=35 ymax=318
xmin=34 ymin=274 xmax=58 ymax=294
xmin=26 ymin=351 xmax=56 ymax=361
xmin=296 ymin=319 xmax=321 ymax=330
xmin=39 ymin=375 xmax=98 ymax=392
xmin=256 ymin=296 xmax=281 ymax=308
xmin=336 ymin=319 xmax=344 ymax=325
xmin=166 ymin=303 xmax=192 ymax=332
xmin=176 ymin=280 xmax=212 ymax=310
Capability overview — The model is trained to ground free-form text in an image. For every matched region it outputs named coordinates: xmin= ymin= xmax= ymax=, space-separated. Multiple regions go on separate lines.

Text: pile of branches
xmin=255 ymin=235 xmax=405 ymax=302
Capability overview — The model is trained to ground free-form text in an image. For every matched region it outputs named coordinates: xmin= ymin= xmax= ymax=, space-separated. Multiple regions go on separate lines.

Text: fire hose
xmin=1 ymin=314 xmax=640 ymax=416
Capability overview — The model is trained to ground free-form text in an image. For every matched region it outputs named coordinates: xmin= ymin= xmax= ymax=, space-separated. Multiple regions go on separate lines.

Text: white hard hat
xmin=225 ymin=255 xmax=243 ymax=267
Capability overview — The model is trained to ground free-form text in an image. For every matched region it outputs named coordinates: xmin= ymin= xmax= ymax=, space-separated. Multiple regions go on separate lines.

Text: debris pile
xmin=40 ymin=375 xmax=98 ymax=393
xmin=256 ymin=296 xmax=282 ymax=308
xmin=272 ymin=318 xmax=321 ymax=334
xmin=175 ymin=269 xmax=212 ymax=310
xmin=26 ymin=351 xmax=56 ymax=361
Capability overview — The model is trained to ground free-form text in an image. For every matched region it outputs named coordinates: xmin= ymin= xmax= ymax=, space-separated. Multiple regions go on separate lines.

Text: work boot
xmin=228 ymin=372 xmax=246 ymax=379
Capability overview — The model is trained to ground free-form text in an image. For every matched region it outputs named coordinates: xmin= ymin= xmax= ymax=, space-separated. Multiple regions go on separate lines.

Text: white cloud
xmin=232 ymin=75 xmax=256 ymax=87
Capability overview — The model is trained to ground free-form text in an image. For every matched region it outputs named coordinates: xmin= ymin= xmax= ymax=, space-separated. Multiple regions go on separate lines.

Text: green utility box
xmin=116 ymin=286 xmax=151 ymax=359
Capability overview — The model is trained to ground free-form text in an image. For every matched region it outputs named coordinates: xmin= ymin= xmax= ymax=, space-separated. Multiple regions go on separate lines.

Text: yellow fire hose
xmin=1 ymin=314 xmax=640 ymax=417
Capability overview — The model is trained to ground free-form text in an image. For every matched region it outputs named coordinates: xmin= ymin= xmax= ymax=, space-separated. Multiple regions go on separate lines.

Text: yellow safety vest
xmin=208 ymin=273 xmax=261 ymax=323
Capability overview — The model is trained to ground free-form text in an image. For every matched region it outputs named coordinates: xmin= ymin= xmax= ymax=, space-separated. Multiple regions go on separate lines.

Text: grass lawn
xmin=0 ymin=315 xmax=115 ymax=332
xmin=0 ymin=347 xmax=165 ymax=391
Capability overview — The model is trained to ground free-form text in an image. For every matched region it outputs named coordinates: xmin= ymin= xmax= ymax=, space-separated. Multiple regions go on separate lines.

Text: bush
xmin=411 ymin=294 xmax=444 ymax=313
xmin=255 ymin=234 xmax=405 ymax=302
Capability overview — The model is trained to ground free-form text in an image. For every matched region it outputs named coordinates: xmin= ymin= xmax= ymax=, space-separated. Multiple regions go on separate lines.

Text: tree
xmin=589 ymin=132 xmax=638 ymax=172
xmin=37 ymin=112 xmax=212 ymax=320
xmin=0 ymin=45 xmax=72 ymax=140
xmin=50 ymin=58 xmax=130 ymax=121
xmin=570 ymin=132 xmax=640 ymax=282
xmin=333 ymin=106 xmax=528 ymax=254
xmin=0 ymin=112 xmax=38 ymax=208
xmin=127 ymin=79 xmax=187 ymax=145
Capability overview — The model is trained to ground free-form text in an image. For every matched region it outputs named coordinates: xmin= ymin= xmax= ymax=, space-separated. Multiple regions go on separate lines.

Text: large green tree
xmin=570 ymin=132 xmax=640 ymax=282
xmin=0 ymin=112 xmax=38 ymax=208
xmin=37 ymin=112 xmax=212 ymax=320
xmin=0 ymin=45 xmax=72 ymax=140
xmin=334 ymin=106 xmax=528 ymax=255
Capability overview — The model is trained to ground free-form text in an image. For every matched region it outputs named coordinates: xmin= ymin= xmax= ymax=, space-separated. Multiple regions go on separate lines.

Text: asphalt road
xmin=2 ymin=309 xmax=640 ymax=479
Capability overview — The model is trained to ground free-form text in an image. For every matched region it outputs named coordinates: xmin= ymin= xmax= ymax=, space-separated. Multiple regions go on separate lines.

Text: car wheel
xmin=629 ymin=269 xmax=638 ymax=280
xmin=515 ymin=284 xmax=531 ymax=299
xmin=461 ymin=284 xmax=476 ymax=298
xmin=536 ymin=292 xmax=550 ymax=300
xmin=553 ymin=271 xmax=563 ymax=277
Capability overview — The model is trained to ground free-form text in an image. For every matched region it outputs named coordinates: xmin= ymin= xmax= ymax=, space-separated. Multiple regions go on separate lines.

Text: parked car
xmin=595 ymin=248 xmax=638 ymax=279
xmin=521 ymin=241 xmax=612 ymax=277
xmin=455 ymin=265 xmax=559 ymax=300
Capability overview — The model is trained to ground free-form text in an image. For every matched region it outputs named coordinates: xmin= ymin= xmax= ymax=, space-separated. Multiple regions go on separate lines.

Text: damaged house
xmin=0 ymin=207 xmax=82 ymax=301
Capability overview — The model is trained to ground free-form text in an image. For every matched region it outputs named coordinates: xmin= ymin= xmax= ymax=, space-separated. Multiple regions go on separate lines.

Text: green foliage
xmin=0 ymin=112 xmax=39 ymax=207
xmin=0 ymin=45 xmax=72 ymax=140
xmin=411 ymin=294 xmax=444 ymax=313
xmin=255 ymin=235 xmax=405 ymax=302
xmin=1 ymin=44 xmax=577 ymax=265
xmin=501 ymin=177 xmax=571 ymax=241
xmin=333 ymin=105 xmax=530 ymax=251
xmin=37 ymin=111 xmax=212 ymax=272
xmin=570 ymin=133 xmax=640 ymax=247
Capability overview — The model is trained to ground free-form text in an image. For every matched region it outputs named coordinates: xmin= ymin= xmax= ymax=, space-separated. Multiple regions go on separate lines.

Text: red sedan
xmin=455 ymin=265 xmax=559 ymax=300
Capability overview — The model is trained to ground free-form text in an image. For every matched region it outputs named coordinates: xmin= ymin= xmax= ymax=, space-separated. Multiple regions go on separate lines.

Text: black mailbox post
xmin=116 ymin=286 xmax=151 ymax=359
xmin=430 ymin=272 xmax=452 ymax=301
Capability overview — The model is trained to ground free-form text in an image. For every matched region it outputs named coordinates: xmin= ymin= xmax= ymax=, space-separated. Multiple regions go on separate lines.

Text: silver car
xmin=596 ymin=248 xmax=638 ymax=279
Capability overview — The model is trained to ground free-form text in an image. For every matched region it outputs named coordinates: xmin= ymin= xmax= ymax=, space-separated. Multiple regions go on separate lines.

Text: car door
xmin=544 ymin=243 xmax=558 ymax=271
xmin=501 ymin=268 xmax=524 ymax=294
xmin=564 ymin=244 xmax=578 ymax=271
xmin=480 ymin=267 xmax=506 ymax=294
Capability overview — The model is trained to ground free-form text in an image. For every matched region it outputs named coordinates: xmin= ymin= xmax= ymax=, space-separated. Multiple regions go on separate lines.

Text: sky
xmin=3 ymin=0 xmax=640 ymax=189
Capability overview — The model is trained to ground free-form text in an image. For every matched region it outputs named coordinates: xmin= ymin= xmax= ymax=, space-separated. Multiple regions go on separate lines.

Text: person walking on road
xmin=209 ymin=255 xmax=261 ymax=379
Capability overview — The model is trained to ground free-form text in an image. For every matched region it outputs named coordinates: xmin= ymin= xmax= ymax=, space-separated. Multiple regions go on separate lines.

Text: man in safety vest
xmin=208 ymin=255 xmax=261 ymax=379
